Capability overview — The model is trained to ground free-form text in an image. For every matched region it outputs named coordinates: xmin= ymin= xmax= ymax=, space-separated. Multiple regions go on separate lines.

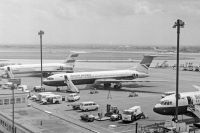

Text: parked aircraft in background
xmin=153 ymin=85 xmax=200 ymax=120
xmin=153 ymin=47 xmax=176 ymax=53
xmin=0 ymin=53 xmax=79 ymax=78
xmin=43 ymin=55 xmax=158 ymax=92
xmin=0 ymin=60 xmax=19 ymax=67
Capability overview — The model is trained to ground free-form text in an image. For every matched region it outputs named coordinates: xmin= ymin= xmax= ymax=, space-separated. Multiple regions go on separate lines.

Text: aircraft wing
xmin=94 ymin=79 xmax=166 ymax=84
xmin=187 ymin=105 xmax=200 ymax=119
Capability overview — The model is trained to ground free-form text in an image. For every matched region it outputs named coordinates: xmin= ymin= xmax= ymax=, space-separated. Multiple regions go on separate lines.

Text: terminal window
xmin=4 ymin=99 xmax=9 ymax=105
xmin=22 ymin=97 xmax=25 ymax=103
xmin=16 ymin=98 xmax=21 ymax=104
xmin=10 ymin=98 xmax=15 ymax=104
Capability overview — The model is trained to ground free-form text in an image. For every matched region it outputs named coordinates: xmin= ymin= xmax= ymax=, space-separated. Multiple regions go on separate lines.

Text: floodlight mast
xmin=38 ymin=30 xmax=44 ymax=87
xmin=173 ymin=19 xmax=184 ymax=122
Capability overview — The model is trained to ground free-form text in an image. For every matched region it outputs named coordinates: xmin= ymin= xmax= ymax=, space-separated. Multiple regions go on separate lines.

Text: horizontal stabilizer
xmin=193 ymin=85 xmax=200 ymax=91
xmin=64 ymin=75 xmax=79 ymax=93
xmin=64 ymin=52 xmax=79 ymax=64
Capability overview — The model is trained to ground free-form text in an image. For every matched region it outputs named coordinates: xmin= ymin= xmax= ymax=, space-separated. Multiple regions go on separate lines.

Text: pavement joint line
xmin=115 ymin=130 xmax=135 ymax=133
xmin=31 ymin=105 xmax=103 ymax=133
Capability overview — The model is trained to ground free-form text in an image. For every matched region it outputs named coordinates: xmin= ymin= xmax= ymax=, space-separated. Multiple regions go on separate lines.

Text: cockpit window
xmin=160 ymin=100 xmax=172 ymax=105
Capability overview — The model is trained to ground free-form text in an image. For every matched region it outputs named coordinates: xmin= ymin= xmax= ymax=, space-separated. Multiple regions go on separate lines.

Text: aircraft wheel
xmin=114 ymin=84 xmax=122 ymax=89
xmin=56 ymin=88 xmax=60 ymax=91
xmin=104 ymin=83 xmax=111 ymax=88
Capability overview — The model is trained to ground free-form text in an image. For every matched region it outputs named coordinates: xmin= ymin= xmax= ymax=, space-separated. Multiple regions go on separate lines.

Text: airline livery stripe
xmin=66 ymin=60 xmax=75 ymax=63
xmin=141 ymin=64 xmax=148 ymax=69
xmin=70 ymin=53 xmax=79 ymax=57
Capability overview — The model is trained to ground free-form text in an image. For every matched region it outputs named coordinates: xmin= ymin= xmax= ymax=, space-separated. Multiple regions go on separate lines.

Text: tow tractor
xmin=104 ymin=104 xmax=122 ymax=121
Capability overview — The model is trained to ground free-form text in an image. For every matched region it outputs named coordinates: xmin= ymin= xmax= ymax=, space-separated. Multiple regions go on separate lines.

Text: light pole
xmin=38 ymin=30 xmax=44 ymax=87
xmin=173 ymin=19 xmax=185 ymax=122
xmin=11 ymin=84 xmax=15 ymax=133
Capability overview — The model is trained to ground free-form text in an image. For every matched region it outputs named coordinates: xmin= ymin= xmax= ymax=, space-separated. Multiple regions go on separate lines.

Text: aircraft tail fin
xmin=64 ymin=52 xmax=79 ymax=71
xmin=135 ymin=55 xmax=156 ymax=74
xmin=153 ymin=47 xmax=159 ymax=52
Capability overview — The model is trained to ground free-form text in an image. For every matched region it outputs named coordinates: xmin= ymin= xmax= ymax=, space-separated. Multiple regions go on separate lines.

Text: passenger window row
xmin=161 ymin=101 xmax=172 ymax=105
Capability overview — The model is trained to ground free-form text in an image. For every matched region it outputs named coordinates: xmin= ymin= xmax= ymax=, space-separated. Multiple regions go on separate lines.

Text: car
xmin=71 ymin=103 xmax=81 ymax=110
xmin=29 ymin=95 xmax=37 ymax=100
xmin=80 ymin=114 xmax=95 ymax=122
xmin=33 ymin=86 xmax=45 ymax=92
xmin=67 ymin=93 xmax=80 ymax=102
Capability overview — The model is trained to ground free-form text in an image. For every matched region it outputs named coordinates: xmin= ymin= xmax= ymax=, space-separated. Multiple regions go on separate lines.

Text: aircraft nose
xmin=153 ymin=107 xmax=160 ymax=114
xmin=153 ymin=104 xmax=163 ymax=115
xmin=42 ymin=79 xmax=49 ymax=85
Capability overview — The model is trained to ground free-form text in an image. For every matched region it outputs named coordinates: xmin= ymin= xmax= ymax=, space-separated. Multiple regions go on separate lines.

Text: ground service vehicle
xmin=80 ymin=114 xmax=95 ymax=122
xmin=42 ymin=94 xmax=62 ymax=104
xmin=36 ymin=92 xmax=53 ymax=101
xmin=67 ymin=93 xmax=80 ymax=102
xmin=17 ymin=85 xmax=30 ymax=92
xmin=122 ymin=106 xmax=145 ymax=122
xmin=80 ymin=101 xmax=99 ymax=111
xmin=72 ymin=103 xmax=80 ymax=110
xmin=33 ymin=85 xmax=45 ymax=92
xmin=105 ymin=104 xmax=119 ymax=117
xmin=110 ymin=114 xmax=122 ymax=121
xmin=1 ymin=82 xmax=13 ymax=89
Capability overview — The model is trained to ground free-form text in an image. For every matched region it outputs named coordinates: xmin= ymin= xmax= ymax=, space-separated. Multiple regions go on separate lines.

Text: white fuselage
xmin=0 ymin=63 xmax=73 ymax=75
xmin=153 ymin=91 xmax=200 ymax=116
xmin=43 ymin=69 xmax=148 ymax=87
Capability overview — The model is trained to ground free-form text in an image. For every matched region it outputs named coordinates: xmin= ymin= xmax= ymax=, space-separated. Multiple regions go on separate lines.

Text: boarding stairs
xmin=64 ymin=75 xmax=79 ymax=93
xmin=6 ymin=67 xmax=14 ymax=78
xmin=187 ymin=104 xmax=200 ymax=119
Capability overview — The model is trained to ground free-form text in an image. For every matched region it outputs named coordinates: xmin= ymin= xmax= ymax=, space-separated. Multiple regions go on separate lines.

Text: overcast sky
xmin=0 ymin=0 xmax=200 ymax=46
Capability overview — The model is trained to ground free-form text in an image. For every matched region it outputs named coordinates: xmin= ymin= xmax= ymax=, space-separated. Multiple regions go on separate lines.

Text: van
xmin=67 ymin=93 xmax=80 ymax=102
xmin=80 ymin=101 xmax=99 ymax=111
xmin=17 ymin=85 xmax=30 ymax=92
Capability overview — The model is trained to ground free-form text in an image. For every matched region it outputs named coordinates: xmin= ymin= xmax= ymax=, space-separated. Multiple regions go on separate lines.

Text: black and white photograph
xmin=0 ymin=0 xmax=200 ymax=133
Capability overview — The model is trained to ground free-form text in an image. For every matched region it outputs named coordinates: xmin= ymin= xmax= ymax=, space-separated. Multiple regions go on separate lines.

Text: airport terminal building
xmin=0 ymin=89 xmax=28 ymax=109
xmin=0 ymin=89 xmax=29 ymax=133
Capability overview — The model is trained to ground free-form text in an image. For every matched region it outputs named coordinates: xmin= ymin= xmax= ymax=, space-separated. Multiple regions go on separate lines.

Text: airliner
xmin=153 ymin=47 xmax=176 ymax=53
xmin=43 ymin=55 xmax=157 ymax=92
xmin=153 ymin=85 xmax=200 ymax=119
xmin=0 ymin=53 xmax=79 ymax=78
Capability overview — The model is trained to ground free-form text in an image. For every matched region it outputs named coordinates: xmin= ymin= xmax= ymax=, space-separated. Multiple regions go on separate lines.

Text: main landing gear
xmin=103 ymin=83 xmax=122 ymax=89
xmin=114 ymin=83 xmax=122 ymax=89
xmin=56 ymin=87 xmax=61 ymax=91
xmin=104 ymin=83 xmax=111 ymax=88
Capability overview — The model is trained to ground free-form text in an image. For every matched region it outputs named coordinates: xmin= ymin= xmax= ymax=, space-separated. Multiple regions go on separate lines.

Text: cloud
xmin=180 ymin=1 xmax=200 ymax=15
xmin=52 ymin=0 xmax=164 ymax=19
